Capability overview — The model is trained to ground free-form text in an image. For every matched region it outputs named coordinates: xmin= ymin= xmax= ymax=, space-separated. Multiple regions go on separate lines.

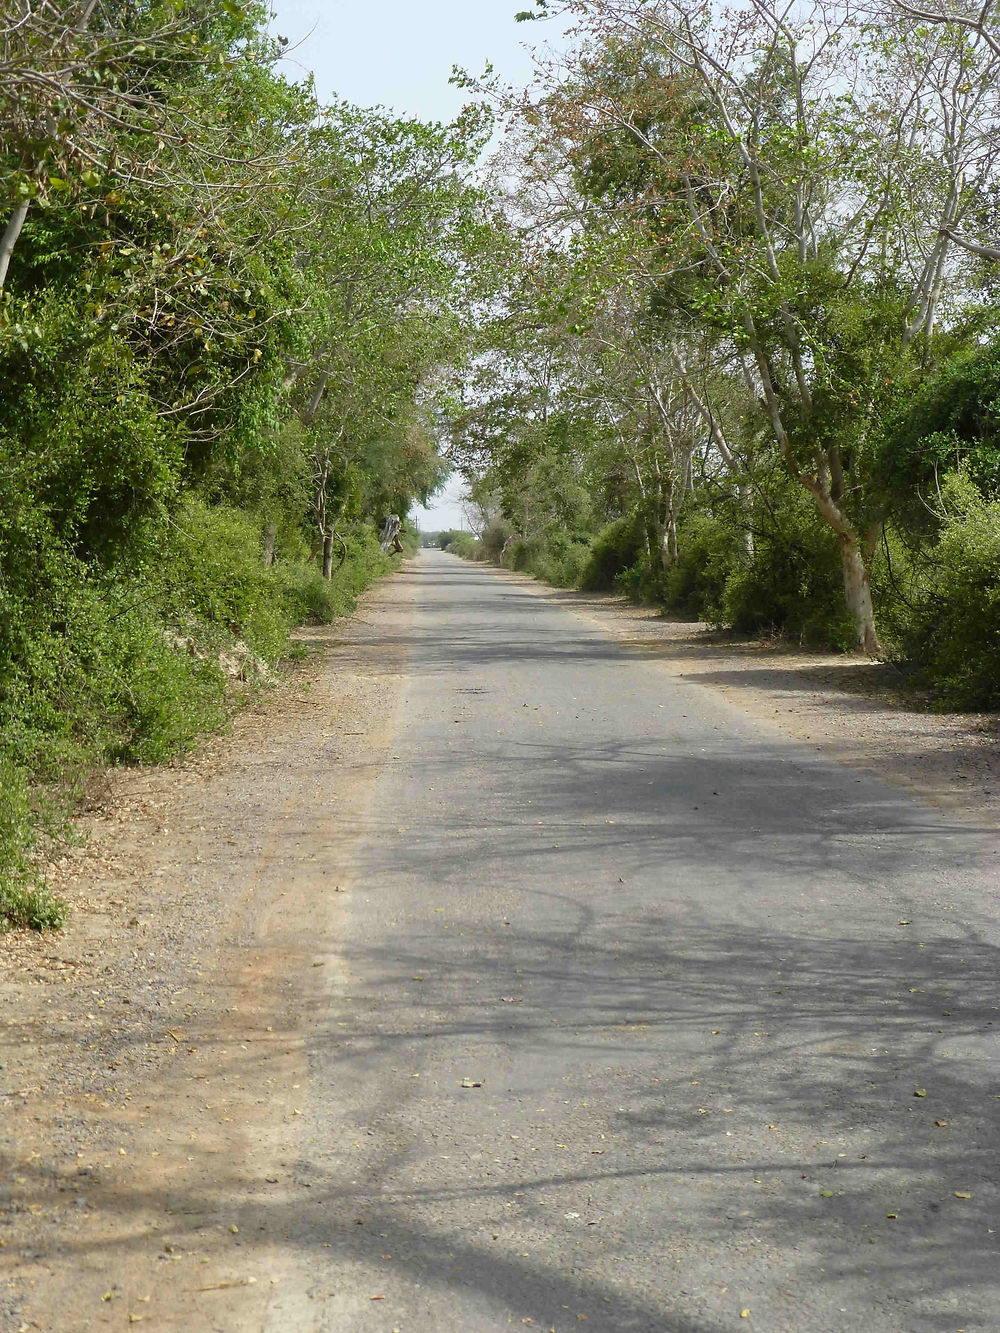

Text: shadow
xmin=424 ymin=553 xmax=1000 ymax=726
xmin=9 ymin=896 xmax=995 ymax=1329
xmin=3 ymin=550 xmax=997 ymax=1331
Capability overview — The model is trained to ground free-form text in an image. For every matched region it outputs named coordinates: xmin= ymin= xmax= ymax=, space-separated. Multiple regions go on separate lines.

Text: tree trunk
xmin=839 ymin=533 xmax=881 ymax=656
xmin=0 ymin=201 xmax=30 ymax=292
xmin=661 ymin=517 xmax=678 ymax=568
xmin=262 ymin=523 xmax=277 ymax=567
xmin=322 ymin=531 xmax=334 ymax=579
xmin=643 ymin=511 xmax=659 ymax=566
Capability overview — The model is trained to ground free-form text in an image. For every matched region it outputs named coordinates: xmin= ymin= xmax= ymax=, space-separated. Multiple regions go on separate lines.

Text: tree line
xmin=449 ymin=0 xmax=1000 ymax=709
xmin=0 ymin=0 xmax=495 ymax=927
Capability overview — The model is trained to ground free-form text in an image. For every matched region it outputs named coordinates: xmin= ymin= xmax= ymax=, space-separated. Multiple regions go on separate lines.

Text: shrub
xmin=662 ymin=511 xmax=741 ymax=618
xmin=444 ymin=532 xmax=482 ymax=559
xmin=479 ymin=519 xmax=513 ymax=562
xmin=896 ymin=476 xmax=1000 ymax=708
xmin=0 ymin=758 xmax=68 ymax=931
xmin=0 ymin=498 xmax=396 ymax=926
xmin=581 ymin=514 xmax=646 ymax=590
xmin=664 ymin=488 xmax=856 ymax=648
xmin=158 ymin=496 xmax=292 ymax=664
xmin=277 ymin=525 xmax=392 ymax=623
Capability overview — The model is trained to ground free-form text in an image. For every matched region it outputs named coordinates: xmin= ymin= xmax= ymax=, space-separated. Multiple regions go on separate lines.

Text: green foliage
xmin=661 ymin=512 xmax=742 ymax=618
xmin=662 ymin=487 xmax=856 ymax=648
xmin=441 ymin=531 xmax=483 ymax=559
xmin=877 ymin=337 xmax=1000 ymax=533
xmin=276 ymin=527 xmax=392 ymax=623
xmin=502 ymin=532 xmax=592 ymax=587
xmin=0 ymin=879 xmax=68 ymax=933
xmin=581 ymin=514 xmax=646 ymax=590
xmin=0 ymin=759 xmax=68 ymax=931
xmin=0 ymin=4 xmax=492 ymax=925
xmin=480 ymin=519 xmax=514 ymax=562
xmin=159 ymin=497 xmax=291 ymax=664
xmin=893 ymin=476 xmax=1000 ymax=708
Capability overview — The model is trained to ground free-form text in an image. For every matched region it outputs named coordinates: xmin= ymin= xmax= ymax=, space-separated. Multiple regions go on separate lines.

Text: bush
xmin=581 ymin=514 xmax=646 ymax=590
xmin=662 ymin=511 xmax=742 ymax=618
xmin=664 ymin=489 xmax=856 ymax=648
xmin=158 ymin=496 xmax=292 ymax=664
xmin=480 ymin=519 xmax=513 ymax=562
xmin=277 ymin=525 xmax=392 ymax=623
xmin=896 ymin=476 xmax=1000 ymax=708
xmin=532 ymin=539 xmax=592 ymax=588
xmin=443 ymin=532 xmax=482 ymax=559
xmin=0 ymin=759 xmax=68 ymax=931
xmin=0 ymin=499 xmax=397 ymax=927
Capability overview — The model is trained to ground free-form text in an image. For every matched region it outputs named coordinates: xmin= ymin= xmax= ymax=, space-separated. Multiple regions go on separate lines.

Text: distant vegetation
xmin=442 ymin=0 xmax=1000 ymax=714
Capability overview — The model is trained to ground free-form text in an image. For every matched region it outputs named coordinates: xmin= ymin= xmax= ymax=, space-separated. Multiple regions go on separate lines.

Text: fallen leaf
xmin=371 ymin=1294 xmax=386 ymax=1300
xmin=935 ymin=1120 xmax=948 ymax=1128
xmin=954 ymin=1191 xmax=972 ymax=1199
xmin=913 ymin=1089 xmax=926 ymax=1098
xmin=886 ymin=1213 xmax=898 ymax=1219
xmin=819 ymin=1190 xmax=835 ymax=1198
xmin=740 ymin=1310 xmax=751 ymax=1319
xmin=459 ymin=1078 xmax=482 ymax=1088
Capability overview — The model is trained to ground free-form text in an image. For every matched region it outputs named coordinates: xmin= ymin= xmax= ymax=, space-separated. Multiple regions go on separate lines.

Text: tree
xmin=496 ymin=0 xmax=1000 ymax=651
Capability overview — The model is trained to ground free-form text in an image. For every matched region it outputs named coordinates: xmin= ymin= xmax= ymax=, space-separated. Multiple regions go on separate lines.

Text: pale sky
xmin=267 ymin=1 xmax=567 ymax=530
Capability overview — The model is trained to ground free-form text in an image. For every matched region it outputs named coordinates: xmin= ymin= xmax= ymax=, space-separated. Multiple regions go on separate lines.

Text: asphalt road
xmin=278 ymin=549 xmax=1000 ymax=1333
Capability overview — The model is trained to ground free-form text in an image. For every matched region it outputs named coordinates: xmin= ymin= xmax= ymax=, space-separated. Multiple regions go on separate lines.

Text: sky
xmin=266 ymin=1 xmax=567 ymax=531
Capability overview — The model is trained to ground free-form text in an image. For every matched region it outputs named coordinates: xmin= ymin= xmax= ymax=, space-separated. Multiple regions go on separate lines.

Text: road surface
xmin=272 ymin=549 xmax=999 ymax=1332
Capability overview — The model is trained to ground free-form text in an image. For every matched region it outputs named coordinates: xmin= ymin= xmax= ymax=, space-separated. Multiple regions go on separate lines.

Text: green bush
xmin=159 ymin=496 xmax=292 ymax=664
xmin=581 ymin=514 xmax=646 ymax=590
xmin=0 ymin=498 xmax=397 ymax=926
xmin=444 ymin=532 xmax=482 ymax=559
xmin=277 ymin=526 xmax=392 ymax=623
xmin=663 ymin=489 xmax=856 ymax=648
xmin=0 ymin=758 xmax=68 ymax=932
xmin=662 ymin=511 xmax=741 ymax=618
xmin=477 ymin=519 xmax=511 ymax=562
xmin=896 ymin=476 xmax=1000 ymax=707
xmin=530 ymin=539 xmax=592 ymax=588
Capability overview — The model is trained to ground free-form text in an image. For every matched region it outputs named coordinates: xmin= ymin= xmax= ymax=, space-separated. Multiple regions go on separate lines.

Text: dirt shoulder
xmin=473 ymin=562 xmax=1000 ymax=829
xmin=0 ymin=565 xmax=417 ymax=1333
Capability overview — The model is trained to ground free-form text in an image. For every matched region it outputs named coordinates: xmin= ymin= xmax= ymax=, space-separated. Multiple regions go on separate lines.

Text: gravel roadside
xmin=0 ymin=565 xmax=416 ymax=1332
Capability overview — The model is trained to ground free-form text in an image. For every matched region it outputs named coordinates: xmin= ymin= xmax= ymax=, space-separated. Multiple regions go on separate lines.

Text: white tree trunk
xmin=0 ymin=201 xmax=30 ymax=292
xmin=839 ymin=533 xmax=881 ymax=656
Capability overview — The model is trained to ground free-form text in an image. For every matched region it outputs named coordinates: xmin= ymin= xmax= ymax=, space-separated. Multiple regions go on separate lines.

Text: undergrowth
xmin=0 ymin=512 xmax=399 ymax=932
